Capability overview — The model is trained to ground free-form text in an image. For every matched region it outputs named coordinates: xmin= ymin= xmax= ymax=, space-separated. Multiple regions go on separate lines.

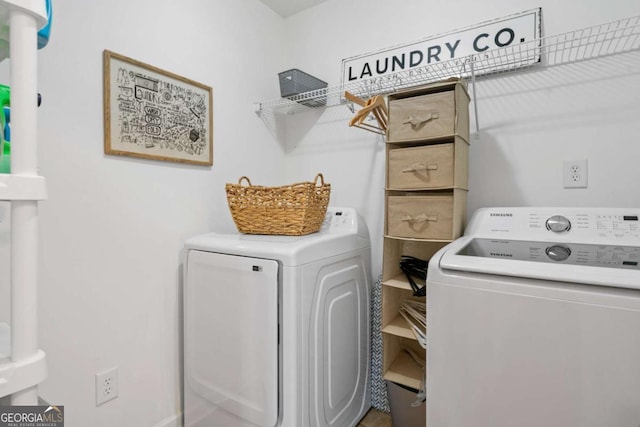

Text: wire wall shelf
xmin=255 ymin=15 xmax=640 ymax=121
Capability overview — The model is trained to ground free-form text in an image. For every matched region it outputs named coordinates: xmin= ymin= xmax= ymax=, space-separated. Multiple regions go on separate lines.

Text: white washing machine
xmin=427 ymin=207 xmax=640 ymax=427
xmin=183 ymin=207 xmax=371 ymax=427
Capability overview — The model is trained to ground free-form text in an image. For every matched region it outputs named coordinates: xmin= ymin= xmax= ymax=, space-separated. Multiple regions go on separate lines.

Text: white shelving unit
xmin=255 ymin=15 xmax=640 ymax=134
xmin=0 ymin=0 xmax=48 ymax=406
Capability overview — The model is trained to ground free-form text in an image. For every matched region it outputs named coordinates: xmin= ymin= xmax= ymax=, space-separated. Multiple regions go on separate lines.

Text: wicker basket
xmin=226 ymin=173 xmax=331 ymax=236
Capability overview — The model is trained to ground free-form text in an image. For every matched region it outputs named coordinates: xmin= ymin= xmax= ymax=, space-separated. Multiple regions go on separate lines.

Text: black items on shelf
xmin=400 ymin=256 xmax=427 ymax=297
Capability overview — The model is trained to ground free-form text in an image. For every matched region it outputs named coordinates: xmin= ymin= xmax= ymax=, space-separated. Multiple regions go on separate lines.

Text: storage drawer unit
xmin=387 ymin=136 xmax=468 ymax=190
xmin=381 ymin=79 xmax=470 ymax=398
xmin=387 ymin=81 xmax=470 ymax=143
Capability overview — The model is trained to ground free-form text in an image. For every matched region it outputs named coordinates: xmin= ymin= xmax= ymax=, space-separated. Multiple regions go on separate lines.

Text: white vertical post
xmin=9 ymin=7 xmax=40 ymax=406
xmin=469 ymin=59 xmax=480 ymax=138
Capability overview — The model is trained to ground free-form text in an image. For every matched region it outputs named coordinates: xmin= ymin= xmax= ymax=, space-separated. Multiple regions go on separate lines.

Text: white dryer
xmin=427 ymin=207 xmax=640 ymax=427
xmin=183 ymin=207 xmax=371 ymax=427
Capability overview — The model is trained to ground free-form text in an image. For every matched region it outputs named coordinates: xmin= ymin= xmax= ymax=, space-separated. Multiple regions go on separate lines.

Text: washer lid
xmin=439 ymin=236 xmax=640 ymax=290
xmin=184 ymin=207 xmax=370 ymax=266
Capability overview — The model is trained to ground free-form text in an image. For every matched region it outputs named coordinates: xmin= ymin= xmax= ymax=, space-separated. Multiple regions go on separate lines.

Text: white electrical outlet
xmin=96 ymin=367 xmax=119 ymax=406
xmin=563 ymin=159 xmax=588 ymax=188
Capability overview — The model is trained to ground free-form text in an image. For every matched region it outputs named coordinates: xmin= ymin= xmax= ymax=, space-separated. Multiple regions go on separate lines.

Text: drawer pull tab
xmin=401 ymin=163 xmax=438 ymax=173
xmin=402 ymin=112 xmax=439 ymax=127
xmin=402 ymin=213 xmax=438 ymax=224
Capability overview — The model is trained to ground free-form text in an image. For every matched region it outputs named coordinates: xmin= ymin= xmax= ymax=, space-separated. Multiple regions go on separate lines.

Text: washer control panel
xmin=466 ymin=208 xmax=640 ymax=245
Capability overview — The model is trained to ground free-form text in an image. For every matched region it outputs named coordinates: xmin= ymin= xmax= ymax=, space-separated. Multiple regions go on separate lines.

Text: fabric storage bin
xmin=387 ymin=80 xmax=470 ymax=143
xmin=386 ymin=381 xmax=425 ymax=427
xmin=387 ymin=190 xmax=467 ymax=240
xmin=387 ymin=137 xmax=469 ymax=190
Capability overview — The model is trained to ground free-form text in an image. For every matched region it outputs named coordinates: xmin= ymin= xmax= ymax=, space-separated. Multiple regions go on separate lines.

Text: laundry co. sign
xmin=341 ymin=8 xmax=541 ymax=87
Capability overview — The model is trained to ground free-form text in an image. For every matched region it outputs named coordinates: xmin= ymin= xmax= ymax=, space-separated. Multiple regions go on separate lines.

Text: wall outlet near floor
xmin=563 ymin=159 xmax=588 ymax=188
xmin=96 ymin=366 xmax=119 ymax=406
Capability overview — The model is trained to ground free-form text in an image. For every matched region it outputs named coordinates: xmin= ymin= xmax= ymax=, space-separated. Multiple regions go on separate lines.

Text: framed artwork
xmin=103 ymin=50 xmax=213 ymax=166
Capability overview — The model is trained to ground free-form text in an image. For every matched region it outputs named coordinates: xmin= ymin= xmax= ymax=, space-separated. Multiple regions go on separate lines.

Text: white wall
xmin=281 ymin=0 xmax=640 ymax=277
xmin=1 ymin=1 xmax=640 ymax=426
xmin=2 ymin=0 xmax=287 ymax=425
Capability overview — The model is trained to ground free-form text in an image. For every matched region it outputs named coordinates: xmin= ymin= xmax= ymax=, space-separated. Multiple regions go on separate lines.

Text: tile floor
xmin=357 ymin=408 xmax=392 ymax=427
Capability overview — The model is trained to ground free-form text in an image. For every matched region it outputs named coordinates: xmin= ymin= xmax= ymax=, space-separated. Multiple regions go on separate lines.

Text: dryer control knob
xmin=546 ymin=215 xmax=572 ymax=232
xmin=545 ymin=245 xmax=571 ymax=262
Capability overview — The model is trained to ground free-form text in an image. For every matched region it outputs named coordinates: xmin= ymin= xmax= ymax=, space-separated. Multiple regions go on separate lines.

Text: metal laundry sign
xmin=341 ymin=8 xmax=541 ymax=90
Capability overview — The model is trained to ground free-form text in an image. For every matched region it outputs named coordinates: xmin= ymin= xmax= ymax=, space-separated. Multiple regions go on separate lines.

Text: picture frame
xmin=103 ymin=50 xmax=213 ymax=166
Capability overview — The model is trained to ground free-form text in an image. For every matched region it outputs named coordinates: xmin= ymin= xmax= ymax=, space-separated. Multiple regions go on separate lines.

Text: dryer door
xmin=185 ymin=250 xmax=278 ymax=427
xmin=308 ymin=255 xmax=370 ymax=427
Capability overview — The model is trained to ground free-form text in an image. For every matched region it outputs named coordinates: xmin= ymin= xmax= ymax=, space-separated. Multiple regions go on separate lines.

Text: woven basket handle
xmin=238 ymin=176 xmax=252 ymax=186
xmin=314 ymin=173 xmax=325 ymax=186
